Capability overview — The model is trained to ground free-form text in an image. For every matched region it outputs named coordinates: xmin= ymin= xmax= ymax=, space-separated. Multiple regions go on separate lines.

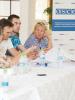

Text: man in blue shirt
xmin=8 ymin=15 xmax=37 ymax=59
xmin=8 ymin=14 xmax=26 ymax=51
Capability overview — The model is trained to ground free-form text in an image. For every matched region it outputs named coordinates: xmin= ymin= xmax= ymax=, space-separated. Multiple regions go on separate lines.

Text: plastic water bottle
xmin=1 ymin=68 xmax=9 ymax=92
xmin=18 ymin=52 xmax=29 ymax=73
xmin=19 ymin=53 xmax=26 ymax=67
xmin=57 ymin=47 xmax=64 ymax=67
xmin=39 ymin=51 xmax=48 ymax=67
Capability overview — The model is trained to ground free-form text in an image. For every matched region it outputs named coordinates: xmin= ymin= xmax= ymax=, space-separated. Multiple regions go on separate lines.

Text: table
xmin=1 ymin=61 xmax=75 ymax=100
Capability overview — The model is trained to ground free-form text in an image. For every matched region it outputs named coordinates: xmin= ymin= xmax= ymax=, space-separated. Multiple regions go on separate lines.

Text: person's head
xmin=33 ymin=22 xmax=47 ymax=40
xmin=8 ymin=14 xmax=21 ymax=34
xmin=0 ymin=18 xmax=13 ymax=40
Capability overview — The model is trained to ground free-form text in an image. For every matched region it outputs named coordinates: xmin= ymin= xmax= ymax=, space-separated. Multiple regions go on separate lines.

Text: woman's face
xmin=3 ymin=26 xmax=13 ymax=40
xmin=34 ymin=25 xmax=45 ymax=40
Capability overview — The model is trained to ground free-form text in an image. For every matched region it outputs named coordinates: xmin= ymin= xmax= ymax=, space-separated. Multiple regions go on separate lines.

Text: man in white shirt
xmin=0 ymin=18 xmax=19 ymax=57
xmin=0 ymin=18 xmax=19 ymax=66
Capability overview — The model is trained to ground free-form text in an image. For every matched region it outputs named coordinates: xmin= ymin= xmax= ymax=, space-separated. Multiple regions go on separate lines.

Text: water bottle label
xmin=1 ymin=81 xmax=9 ymax=86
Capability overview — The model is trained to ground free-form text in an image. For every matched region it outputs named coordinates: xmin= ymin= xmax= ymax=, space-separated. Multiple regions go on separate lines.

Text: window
xmin=35 ymin=0 xmax=48 ymax=21
xmin=0 ymin=0 xmax=20 ymax=19
xmin=11 ymin=0 xmax=20 ymax=15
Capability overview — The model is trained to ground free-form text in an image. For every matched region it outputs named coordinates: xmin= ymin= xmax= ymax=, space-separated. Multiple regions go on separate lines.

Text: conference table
xmin=1 ymin=60 xmax=75 ymax=100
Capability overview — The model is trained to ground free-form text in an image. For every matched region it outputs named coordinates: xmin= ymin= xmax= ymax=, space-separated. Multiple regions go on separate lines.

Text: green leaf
xmin=44 ymin=7 xmax=52 ymax=15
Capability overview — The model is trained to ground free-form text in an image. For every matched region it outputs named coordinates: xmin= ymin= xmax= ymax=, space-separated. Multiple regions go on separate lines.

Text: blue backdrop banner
xmin=52 ymin=19 xmax=75 ymax=31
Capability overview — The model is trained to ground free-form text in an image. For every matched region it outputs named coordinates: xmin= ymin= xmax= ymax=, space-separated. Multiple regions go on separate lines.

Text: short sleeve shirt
xmin=10 ymin=35 xmax=21 ymax=48
xmin=0 ymin=38 xmax=13 ymax=56
xmin=24 ymin=34 xmax=48 ymax=49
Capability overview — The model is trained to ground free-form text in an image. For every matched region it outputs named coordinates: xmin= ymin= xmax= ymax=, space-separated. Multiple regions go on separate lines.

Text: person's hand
xmin=44 ymin=47 xmax=51 ymax=53
xmin=27 ymin=50 xmax=39 ymax=60
xmin=0 ymin=57 xmax=10 ymax=68
xmin=44 ymin=30 xmax=52 ymax=52
xmin=26 ymin=45 xmax=37 ymax=54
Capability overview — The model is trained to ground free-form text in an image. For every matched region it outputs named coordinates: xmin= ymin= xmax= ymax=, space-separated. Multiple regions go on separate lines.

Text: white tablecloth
xmin=1 ymin=61 xmax=75 ymax=100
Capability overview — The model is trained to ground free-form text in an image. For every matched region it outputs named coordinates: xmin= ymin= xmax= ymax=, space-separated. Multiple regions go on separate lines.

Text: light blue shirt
xmin=24 ymin=34 xmax=48 ymax=49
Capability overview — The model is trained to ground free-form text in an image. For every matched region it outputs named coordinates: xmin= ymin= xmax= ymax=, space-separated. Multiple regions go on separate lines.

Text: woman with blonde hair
xmin=25 ymin=22 xmax=52 ymax=51
xmin=24 ymin=21 xmax=52 ymax=59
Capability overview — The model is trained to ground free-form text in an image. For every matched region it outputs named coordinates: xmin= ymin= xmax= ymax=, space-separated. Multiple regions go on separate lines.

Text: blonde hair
xmin=33 ymin=22 xmax=47 ymax=33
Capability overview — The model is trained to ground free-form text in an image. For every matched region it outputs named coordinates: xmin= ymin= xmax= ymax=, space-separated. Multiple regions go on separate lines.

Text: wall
xmin=20 ymin=0 xmax=48 ymax=44
xmin=20 ymin=0 xmax=30 ymax=44
xmin=28 ymin=0 xmax=36 ymax=33
xmin=52 ymin=0 xmax=75 ymax=58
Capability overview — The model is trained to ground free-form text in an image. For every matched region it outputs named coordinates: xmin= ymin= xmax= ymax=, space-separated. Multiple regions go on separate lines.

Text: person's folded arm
xmin=17 ymin=44 xmax=37 ymax=54
xmin=16 ymin=45 xmax=26 ymax=52
xmin=6 ymin=48 xmax=20 ymax=65
xmin=44 ymin=30 xmax=52 ymax=52
xmin=6 ymin=48 xmax=19 ymax=57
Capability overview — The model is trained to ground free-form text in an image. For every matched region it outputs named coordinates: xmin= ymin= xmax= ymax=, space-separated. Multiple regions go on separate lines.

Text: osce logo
xmin=56 ymin=9 xmax=75 ymax=15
